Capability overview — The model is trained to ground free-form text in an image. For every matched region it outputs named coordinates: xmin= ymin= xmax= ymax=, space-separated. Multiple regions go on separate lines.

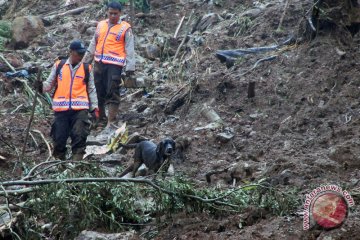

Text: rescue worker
xmin=83 ymin=1 xmax=135 ymax=131
xmin=35 ymin=40 xmax=99 ymax=160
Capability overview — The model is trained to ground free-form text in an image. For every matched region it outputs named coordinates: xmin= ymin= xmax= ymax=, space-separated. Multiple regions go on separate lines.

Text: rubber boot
xmin=53 ymin=150 xmax=66 ymax=161
xmin=98 ymin=104 xmax=106 ymax=121
xmin=106 ymin=103 xmax=119 ymax=128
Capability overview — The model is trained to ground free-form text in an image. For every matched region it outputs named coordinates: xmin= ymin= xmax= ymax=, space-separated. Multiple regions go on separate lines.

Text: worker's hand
xmin=34 ymin=80 xmax=43 ymax=93
xmin=91 ymin=108 xmax=100 ymax=120
xmin=89 ymin=108 xmax=100 ymax=130
xmin=121 ymin=71 xmax=136 ymax=88
xmin=121 ymin=71 xmax=134 ymax=79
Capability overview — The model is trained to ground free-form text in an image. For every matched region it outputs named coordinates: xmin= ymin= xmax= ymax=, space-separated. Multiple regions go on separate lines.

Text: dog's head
xmin=156 ymin=137 xmax=176 ymax=157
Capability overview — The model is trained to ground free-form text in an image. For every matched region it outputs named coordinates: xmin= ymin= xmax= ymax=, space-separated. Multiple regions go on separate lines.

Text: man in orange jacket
xmin=83 ymin=1 xmax=135 ymax=131
xmin=35 ymin=40 xmax=99 ymax=160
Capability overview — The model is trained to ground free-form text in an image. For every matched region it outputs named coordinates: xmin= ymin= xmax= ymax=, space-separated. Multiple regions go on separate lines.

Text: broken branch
xmin=0 ymin=187 xmax=35 ymax=196
xmin=22 ymin=160 xmax=61 ymax=180
xmin=173 ymin=10 xmax=195 ymax=62
xmin=307 ymin=17 xmax=316 ymax=32
xmin=10 ymin=104 xmax=23 ymax=114
xmin=277 ymin=0 xmax=291 ymax=31
xmin=32 ymin=129 xmax=52 ymax=161
xmin=29 ymin=132 xmax=39 ymax=149
xmin=0 ymin=185 xmax=22 ymax=239
xmin=20 ymin=69 xmax=42 ymax=165
xmin=0 ymin=177 xmax=242 ymax=209
xmin=44 ymin=6 xmax=90 ymax=21
xmin=0 ymin=199 xmax=40 ymax=210
xmin=174 ymin=16 xmax=186 ymax=38
xmin=0 ymin=54 xmax=16 ymax=72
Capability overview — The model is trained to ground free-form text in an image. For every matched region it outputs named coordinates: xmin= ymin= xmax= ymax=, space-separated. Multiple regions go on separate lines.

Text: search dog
xmin=118 ymin=138 xmax=176 ymax=177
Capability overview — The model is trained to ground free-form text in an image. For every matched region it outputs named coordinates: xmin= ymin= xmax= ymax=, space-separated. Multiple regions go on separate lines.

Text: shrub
xmin=0 ymin=20 xmax=11 ymax=50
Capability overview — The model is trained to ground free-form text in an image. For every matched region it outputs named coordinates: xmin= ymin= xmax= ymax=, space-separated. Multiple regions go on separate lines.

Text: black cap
xmin=108 ymin=1 xmax=122 ymax=11
xmin=69 ymin=40 xmax=86 ymax=54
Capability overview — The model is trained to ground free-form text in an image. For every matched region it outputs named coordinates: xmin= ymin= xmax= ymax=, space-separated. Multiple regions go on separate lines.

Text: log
xmin=164 ymin=90 xmax=189 ymax=114
xmin=44 ymin=6 xmax=90 ymax=21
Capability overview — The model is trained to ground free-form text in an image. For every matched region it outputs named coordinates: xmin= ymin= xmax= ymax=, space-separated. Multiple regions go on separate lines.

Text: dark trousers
xmin=51 ymin=109 xmax=90 ymax=159
xmin=94 ymin=61 xmax=123 ymax=107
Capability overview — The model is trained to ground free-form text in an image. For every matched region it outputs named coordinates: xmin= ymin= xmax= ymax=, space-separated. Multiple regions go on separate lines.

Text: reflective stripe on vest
xmin=52 ymin=60 xmax=90 ymax=112
xmin=94 ymin=20 xmax=131 ymax=66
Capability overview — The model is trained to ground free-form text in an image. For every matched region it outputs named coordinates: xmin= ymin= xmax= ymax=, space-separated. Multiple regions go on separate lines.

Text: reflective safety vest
xmin=52 ymin=60 xmax=91 ymax=112
xmin=94 ymin=20 xmax=131 ymax=66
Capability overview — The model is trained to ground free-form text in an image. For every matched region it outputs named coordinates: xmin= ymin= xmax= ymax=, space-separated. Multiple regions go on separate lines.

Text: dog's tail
xmin=118 ymin=143 xmax=138 ymax=149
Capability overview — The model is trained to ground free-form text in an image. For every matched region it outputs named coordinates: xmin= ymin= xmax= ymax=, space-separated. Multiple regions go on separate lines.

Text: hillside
xmin=1 ymin=0 xmax=360 ymax=239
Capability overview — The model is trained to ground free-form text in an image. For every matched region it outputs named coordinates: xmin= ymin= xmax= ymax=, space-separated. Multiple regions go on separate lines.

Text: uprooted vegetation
xmin=1 ymin=0 xmax=360 ymax=239
xmin=2 ymin=162 xmax=300 ymax=239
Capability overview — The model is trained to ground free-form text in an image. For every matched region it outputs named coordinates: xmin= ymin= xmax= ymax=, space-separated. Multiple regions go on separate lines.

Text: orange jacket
xmin=52 ymin=60 xmax=91 ymax=112
xmin=94 ymin=20 xmax=131 ymax=66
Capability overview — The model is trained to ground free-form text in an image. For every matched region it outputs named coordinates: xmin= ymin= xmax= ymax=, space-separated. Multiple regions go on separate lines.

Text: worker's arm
xmin=42 ymin=64 xmax=57 ymax=92
xmin=125 ymin=28 xmax=135 ymax=72
xmin=87 ymin=68 xmax=98 ymax=111
xmin=83 ymin=34 xmax=96 ymax=64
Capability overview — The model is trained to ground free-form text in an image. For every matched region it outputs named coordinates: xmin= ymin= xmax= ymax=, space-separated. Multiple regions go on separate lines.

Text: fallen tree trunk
xmin=44 ymin=6 xmax=90 ymax=21
xmin=164 ymin=87 xmax=190 ymax=114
